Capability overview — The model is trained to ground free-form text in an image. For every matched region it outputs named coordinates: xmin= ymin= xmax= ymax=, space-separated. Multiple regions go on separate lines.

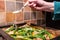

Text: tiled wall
xmin=0 ymin=0 xmax=46 ymax=26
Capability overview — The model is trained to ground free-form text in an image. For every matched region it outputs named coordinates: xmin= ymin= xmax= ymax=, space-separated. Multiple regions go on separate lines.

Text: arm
xmin=52 ymin=1 xmax=60 ymax=20
xmin=28 ymin=0 xmax=54 ymax=12
xmin=28 ymin=0 xmax=60 ymax=20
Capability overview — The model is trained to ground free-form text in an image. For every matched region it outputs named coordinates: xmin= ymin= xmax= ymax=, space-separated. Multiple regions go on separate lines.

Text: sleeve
xmin=52 ymin=1 xmax=60 ymax=20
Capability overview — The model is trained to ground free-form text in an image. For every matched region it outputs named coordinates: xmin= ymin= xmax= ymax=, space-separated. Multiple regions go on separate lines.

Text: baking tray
xmin=0 ymin=29 xmax=14 ymax=40
xmin=1 ymin=23 xmax=60 ymax=40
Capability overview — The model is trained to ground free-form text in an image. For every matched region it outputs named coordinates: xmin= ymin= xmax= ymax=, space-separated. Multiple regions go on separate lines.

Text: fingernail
xmin=33 ymin=4 xmax=36 ymax=7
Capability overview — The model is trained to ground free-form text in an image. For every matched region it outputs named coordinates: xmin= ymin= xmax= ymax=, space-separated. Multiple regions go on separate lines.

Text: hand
xmin=28 ymin=0 xmax=54 ymax=12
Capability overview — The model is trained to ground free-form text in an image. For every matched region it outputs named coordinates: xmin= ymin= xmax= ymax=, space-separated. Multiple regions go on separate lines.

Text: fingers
xmin=29 ymin=2 xmax=34 ymax=6
xmin=28 ymin=0 xmax=54 ymax=12
xmin=29 ymin=3 xmax=36 ymax=7
xmin=34 ymin=6 xmax=45 ymax=11
xmin=33 ymin=6 xmax=49 ymax=12
xmin=28 ymin=0 xmax=48 ymax=11
xmin=28 ymin=0 xmax=45 ymax=10
xmin=34 ymin=6 xmax=54 ymax=12
xmin=28 ymin=0 xmax=37 ymax=6
xmin=28 ymin=3 xmax=34 ymax=7
xmin=33 ymin=4 xmax=36 ymax=7
xmin=28 ymin=0 xmax=37 ymax=3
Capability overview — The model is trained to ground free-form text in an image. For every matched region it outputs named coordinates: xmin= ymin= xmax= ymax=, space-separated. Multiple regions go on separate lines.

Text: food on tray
xmin=5 ymin=25 xmax=55 ymax=40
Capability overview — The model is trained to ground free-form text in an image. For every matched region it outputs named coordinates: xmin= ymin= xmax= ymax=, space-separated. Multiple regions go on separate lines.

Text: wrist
xmin=44 ymin=1 xmax=54 ymax=12
xmin=46 ymin=2 xmax=54 ymax=12
xmin=46 ymin=2 xmax=54 ymax=7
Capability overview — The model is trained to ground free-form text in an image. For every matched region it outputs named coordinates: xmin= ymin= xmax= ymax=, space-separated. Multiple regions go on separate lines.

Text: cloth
xmin=52 ymin=1 xmax=60 ymax=20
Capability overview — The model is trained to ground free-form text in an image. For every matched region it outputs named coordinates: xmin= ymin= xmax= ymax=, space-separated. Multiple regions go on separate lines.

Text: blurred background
xmin=0 ymin=0 xmax=46 ymax=26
